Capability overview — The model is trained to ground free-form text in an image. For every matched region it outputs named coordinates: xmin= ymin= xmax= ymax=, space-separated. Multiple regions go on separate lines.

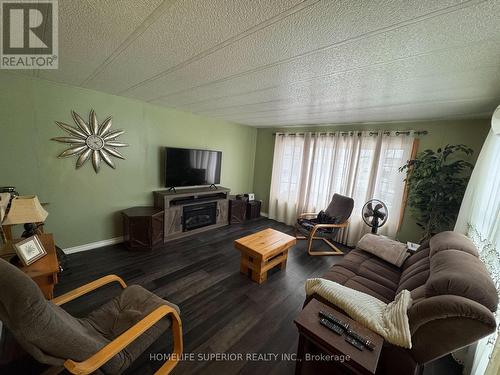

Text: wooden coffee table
xmin=234 ymin=228 xmax=296 ymax=284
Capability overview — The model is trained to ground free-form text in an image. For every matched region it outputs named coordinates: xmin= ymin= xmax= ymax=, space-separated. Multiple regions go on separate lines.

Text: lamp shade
xmin=2 ymin=195 xmax=48 ymax=225
xmin=492 ymin=105 xmax=500 ymax=135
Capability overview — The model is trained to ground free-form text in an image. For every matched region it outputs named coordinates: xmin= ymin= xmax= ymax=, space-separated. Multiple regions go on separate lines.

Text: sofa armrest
xmin=408 ymin=295 xmax=496 ymax=363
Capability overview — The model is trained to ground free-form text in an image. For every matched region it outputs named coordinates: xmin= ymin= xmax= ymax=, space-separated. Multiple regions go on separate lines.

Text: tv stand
xmin=167 ymin=186 xmax=177 ymax=193
xmin=154 ymin=186 xmax=230 ymax=242
xmin=209 ymin=184 xmax=217 ymax=190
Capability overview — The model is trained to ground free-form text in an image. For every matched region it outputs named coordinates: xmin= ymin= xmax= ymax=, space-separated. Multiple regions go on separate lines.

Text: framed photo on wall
xmin=13 ymin=235 xmax=47 ymax=266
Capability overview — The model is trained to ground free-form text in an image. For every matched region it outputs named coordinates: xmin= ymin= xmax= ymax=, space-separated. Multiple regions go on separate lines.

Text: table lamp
xmin=1 ymin=195 xmax=49 ymax=238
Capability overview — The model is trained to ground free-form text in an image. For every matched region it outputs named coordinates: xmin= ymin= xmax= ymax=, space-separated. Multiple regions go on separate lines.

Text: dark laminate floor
xmin=7 ymin=218 xmax=462 ymax=375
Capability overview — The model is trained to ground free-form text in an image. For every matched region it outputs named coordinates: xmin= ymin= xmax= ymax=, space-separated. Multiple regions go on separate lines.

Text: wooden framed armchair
xmin=0 ymin=259 xmax=182 ymax=375
xmin=295 ymin=194 xmax=354 ymax=256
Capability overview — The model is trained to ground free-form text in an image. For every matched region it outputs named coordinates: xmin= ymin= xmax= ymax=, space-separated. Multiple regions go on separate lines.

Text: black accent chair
xmin=295 ymin=194 xmax=354 ymax=256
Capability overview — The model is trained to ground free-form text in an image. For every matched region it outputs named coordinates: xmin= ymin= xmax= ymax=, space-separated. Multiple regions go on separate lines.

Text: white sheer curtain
xmin=454 ymin=129 xmax=500 ymax=375
xmin=268 ymin=131 xmax=414 ymax=246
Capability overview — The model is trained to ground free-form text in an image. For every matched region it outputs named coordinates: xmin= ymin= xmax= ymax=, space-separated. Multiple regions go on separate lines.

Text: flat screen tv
xmin=165 ymin=147 xmax=222 ymax=188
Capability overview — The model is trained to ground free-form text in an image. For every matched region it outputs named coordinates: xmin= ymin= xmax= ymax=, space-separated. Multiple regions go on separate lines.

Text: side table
xmin=122 ymin=206 xmax=164 ymax=250
xmin=294 ymin=298 xmax=383 ymax=375
xmin=1 ymin=233 xmax=60 ymax=299
xmin=229 ymin=196 xmax=247 ymax=224
xmin=246 ymin=200 xmax=262 ymax=220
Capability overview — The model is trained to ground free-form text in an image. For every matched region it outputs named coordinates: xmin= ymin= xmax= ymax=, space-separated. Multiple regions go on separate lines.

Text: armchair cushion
xmin=297 ymin=210 xmax=339 ymax=235
xmin=325 ymin=193 xmax=354 ymax=223
xmin=84 ymin=285 xmax=180 ymax=373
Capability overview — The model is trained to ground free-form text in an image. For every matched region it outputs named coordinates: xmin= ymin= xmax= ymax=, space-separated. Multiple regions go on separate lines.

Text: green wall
xmin=0 ymin=72 xmax=257 ymax=248
xmin=0 ymin=70 xmax=490 ymax=247
xmin=253 ymin=120 xmax=490 ymax=243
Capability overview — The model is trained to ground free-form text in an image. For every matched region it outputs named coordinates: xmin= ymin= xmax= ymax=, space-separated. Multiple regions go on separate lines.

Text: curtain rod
xmin=272 ymin=130 xmax=428 ymax=136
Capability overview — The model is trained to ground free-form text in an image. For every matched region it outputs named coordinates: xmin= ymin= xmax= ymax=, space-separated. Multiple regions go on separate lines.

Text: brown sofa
xmin=306 ymin=231 xmax=498 ymax=374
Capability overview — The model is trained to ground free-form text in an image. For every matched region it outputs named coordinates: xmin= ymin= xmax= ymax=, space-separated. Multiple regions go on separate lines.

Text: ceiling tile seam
xmin=249 ymin=112 xmax=491 ymax=129
xmin=249 ymin=111 xmax=492 ymax=127
xmin=227 ymin=108 xmax=499 ymax=127
xmin=251 ymin=112 xmax=492 ymax=129
xmin=172 ymin=86 xmax=279 ymax=109
xmin=241 ymin=111 xmax=491 ymax=126
xmin=194 ymin=64 xmax=500 ymax=116
xmin=217 ymin=95 xmax=500 ymax=122
xmin=170 ymin=38 xmax=500 ymax=112
xmin=197 ymin=86 xmax=500 ymax=118
xmin=147 ymin=0 xmax=488 ymax=103
xmin=184 ymin=70 xmax=496 ymax=116
xmin=118 ymin=0 xmax=321 ymax=95
xmin=80 ymin=0 xmax=178 ymax=86
xmin=264 ymin=111 xmax=494 ymax=125
xmin=209 ymin=99 xmax=500 ymax=123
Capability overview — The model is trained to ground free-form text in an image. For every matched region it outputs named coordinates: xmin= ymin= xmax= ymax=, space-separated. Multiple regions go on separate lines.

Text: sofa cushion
xmin=321 ymin=249 xmax=401 ymax=303
xmin=429 ymin=231 xmax=478 ymax=257
xmin=426 ymin=250 xmax=498 ymax=312
xmin=397 ymin=246 xmax=431 ymax=299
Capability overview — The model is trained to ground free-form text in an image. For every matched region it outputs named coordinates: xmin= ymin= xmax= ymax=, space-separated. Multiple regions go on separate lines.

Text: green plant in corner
xmin=399 ymin=144 xmax=474 ymax=241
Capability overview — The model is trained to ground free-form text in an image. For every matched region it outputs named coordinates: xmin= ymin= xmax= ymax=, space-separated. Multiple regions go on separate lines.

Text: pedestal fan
xmin=362 ymin=199 xmax=388 ymax=234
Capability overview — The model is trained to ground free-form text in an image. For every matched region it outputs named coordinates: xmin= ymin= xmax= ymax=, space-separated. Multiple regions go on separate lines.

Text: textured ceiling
xmin=22 ymin=0 xmax=500 ymax=127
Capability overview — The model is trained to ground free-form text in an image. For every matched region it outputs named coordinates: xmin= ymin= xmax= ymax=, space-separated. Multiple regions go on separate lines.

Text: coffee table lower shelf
xmin=239 ymin=251 xmax=289 ymax=284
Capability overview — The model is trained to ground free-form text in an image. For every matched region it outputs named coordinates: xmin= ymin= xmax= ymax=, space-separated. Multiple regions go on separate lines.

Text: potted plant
xmin=399 ymin=144 xmax=474 ymax=241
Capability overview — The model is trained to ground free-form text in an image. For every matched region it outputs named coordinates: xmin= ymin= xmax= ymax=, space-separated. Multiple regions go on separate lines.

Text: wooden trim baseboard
xmin=63 ymin=237 xmax=124 ymax=254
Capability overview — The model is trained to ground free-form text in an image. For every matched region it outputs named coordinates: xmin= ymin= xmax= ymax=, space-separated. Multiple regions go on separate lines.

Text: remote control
xmin=319 ymin=318 xmax=344 ymax=335
xmin=319 ymin=311 xmax=349 ymax=330
xmin=345 ymin=335 xmax=364 ymax=350
xmin=347 ymin=329 xmax=375 ymax=351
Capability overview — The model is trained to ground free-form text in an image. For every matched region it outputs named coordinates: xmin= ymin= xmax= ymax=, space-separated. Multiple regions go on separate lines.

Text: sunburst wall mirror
xmin=51 ymin=110 xmax=129 ymax=173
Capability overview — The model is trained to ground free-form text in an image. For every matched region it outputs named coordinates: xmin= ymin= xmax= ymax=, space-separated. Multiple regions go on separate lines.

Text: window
xmin=269 ymin=131 xmax=414 ymax=245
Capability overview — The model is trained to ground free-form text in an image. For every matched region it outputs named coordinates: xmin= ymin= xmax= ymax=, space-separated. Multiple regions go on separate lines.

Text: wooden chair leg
xmin=296 ymin=225 xmax=344 ymax=256
xmin=321 ymin=239 xmax=344 ymax=255
xmin=301 ymin=236 xmax=344 ymax=256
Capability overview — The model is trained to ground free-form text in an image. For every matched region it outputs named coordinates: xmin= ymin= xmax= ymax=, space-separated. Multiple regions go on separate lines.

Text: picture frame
xmin=13 ymin=235 xmax=47 ymax=266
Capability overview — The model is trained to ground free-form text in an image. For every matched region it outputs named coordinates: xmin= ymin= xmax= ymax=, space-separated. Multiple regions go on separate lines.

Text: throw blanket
xmin=306 ymin=278 xmax=413 ymax=348
xmin=357 ymin=234 xmax=409 ymax=267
